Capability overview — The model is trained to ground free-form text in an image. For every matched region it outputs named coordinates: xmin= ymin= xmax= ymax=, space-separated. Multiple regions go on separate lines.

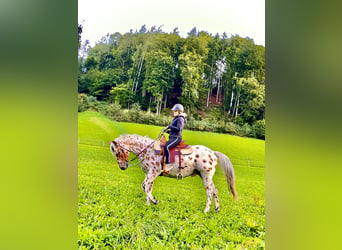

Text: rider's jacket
xmin=168 ymin=115 xmax=186 ymax=138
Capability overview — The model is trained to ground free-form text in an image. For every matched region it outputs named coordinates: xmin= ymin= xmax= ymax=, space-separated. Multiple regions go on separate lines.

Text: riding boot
xmin=163 ymin=162 xmax=171 ymax=175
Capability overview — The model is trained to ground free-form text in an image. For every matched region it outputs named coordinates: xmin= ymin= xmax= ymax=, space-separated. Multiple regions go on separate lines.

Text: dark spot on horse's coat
xmin=195 ymin=154 xmax=199 ymax=158
xmin=189 ymin=157 xmax=192 ymax=160
xmin=203 ymin=159 xmax=207 ymax=163
xmin=196 ymin=146 xmax=199 ymax=149
xmin=209 ymin=161 xmax=213 ymax=165
xmin=147 ymin=157 xmax=150 ymax=160
xmin=151 ymin=156 xmax=155 ymax=160
xmin=209 ymin=167 xmax=212 ymax=170
xmin=194 ymin=159 xmax=197 ymax=163
xmin=156 ymin=162 xmax=160 ymax=166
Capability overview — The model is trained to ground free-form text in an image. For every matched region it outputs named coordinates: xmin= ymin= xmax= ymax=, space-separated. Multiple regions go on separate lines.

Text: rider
xmin=164 ymin=103 xmax=187 ymax=166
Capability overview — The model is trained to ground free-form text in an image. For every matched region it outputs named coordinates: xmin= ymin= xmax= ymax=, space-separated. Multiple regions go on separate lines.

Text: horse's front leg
xmin=141 ymin=170 xmax=160 ymax=205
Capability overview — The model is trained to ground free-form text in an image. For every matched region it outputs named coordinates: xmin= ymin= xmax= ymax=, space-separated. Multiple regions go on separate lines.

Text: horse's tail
xmin=214 ymin=151 xmax=238 ymax=201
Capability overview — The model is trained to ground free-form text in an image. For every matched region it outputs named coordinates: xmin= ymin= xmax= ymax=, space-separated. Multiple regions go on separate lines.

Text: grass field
xmin=78 ymin=111 xmax=265 ymax=249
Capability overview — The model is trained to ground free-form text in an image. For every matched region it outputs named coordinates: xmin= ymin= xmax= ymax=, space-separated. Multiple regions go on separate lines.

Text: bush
xmin=78 ymin=93 xmax=106 ymax=114
xmin=252 ymin=120 xmax=265 ymax=139
xmin=160 ymin=108 xmax=171 ymax=116
xmin=78 ymin=97 xmax=265 ymax=139
xmin=106 ymin=102 xmax=122 ymax=121
xmin=78 ymin=93 xmax=89 ymax=112
xmin=155 ymin=115 xmax=172 ymax=126
xmin=239 ymin=123 xmax=253 ymax=137
xmin=86 ymin=95 xmax=106 ymax=114
xmin=128 ymin=103 xmax=141 ymax=123
xmin=224 ymin=122 xmax=238 ymax=135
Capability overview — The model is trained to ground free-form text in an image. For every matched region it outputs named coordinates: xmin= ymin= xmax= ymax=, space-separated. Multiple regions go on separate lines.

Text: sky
xmin=78 ymin=0 xmax=265 ymax=47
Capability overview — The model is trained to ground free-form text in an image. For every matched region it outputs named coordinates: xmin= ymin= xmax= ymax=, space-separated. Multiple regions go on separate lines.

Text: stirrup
xmin=177 ymin=173 xmax=183 ymax=180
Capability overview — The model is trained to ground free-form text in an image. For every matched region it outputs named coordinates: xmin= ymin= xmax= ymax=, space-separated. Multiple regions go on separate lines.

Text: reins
xmin=116 ymin=128 xmax=167 ymax=167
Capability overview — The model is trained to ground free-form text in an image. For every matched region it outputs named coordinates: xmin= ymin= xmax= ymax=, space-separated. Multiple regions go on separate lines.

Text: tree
xmin=178 ymin=50 xmax=205 ymax=112
xmin=110 ymin=83 xmax=133 ymax=107
xmin=143 ymin=50 xmax=175 ymax=114
xmin=84 ymin=56 xmax=98 ymax=71
xmin=235 ymin=77 xmax=265 ymax=124
xmin=78 ymin=29 xmax=265 ymax=133
xmin=78 ymin=24 xmax=83 ymax=49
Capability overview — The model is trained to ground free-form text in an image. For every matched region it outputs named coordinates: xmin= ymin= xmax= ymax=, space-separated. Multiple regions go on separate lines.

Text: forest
xmin=78 ymin=25 xmax=265 ymax=139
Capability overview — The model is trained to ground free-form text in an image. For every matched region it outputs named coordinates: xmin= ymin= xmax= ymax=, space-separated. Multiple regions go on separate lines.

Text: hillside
xmin=78 ymin=111 xmax=265 ymax=166
xmin=78 ymin=111 xmax=265 ymax=248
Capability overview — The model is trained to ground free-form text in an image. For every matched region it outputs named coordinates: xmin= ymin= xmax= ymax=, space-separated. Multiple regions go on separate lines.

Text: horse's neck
xmin=121 ymin=135 xmax=154 ymax=155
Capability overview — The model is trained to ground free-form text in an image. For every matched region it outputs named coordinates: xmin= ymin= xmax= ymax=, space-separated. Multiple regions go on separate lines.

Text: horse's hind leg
xmin=202 ymin=175 xmax=214 ymax=213
xmin=212 ymin=182 xmax=220 ymax=213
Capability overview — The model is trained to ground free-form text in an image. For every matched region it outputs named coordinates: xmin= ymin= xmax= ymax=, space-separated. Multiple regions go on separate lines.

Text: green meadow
xmin=78 ymin=111 xmax=265 ymax=249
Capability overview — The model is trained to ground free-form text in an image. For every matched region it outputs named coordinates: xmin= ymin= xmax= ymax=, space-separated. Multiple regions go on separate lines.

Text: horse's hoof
xmin=215 ymin=207 xmax=220 ymax=213
xmin=153 ymin=200 xmax=159 ymax=205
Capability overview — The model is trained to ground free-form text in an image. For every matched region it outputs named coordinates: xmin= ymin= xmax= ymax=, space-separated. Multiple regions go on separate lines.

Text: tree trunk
xmin=134 ymin=55 xmax=144 ymax=94
xmin=235 ymin=95 xmax=240 ymax=119
xmin=228 ymin=91 xmax=234 ymax=115
xmin=216 ymin=78 xmax=220 ymax=103
xmin=148 ymin=96 xmax=152 ymax=110
xmin=206 ymin=88 xmax=210 ymax=107
xmin=232 ymin=92 xmax=238 ymax=117
xmin=164 ymin=94 xmax=167 ymax=109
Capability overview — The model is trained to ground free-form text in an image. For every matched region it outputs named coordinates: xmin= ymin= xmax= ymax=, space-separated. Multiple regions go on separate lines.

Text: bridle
xmin=113 ymin=128 xmax=167 ymax=167
xmin=114 ymin=141 xmax=155 ymax=167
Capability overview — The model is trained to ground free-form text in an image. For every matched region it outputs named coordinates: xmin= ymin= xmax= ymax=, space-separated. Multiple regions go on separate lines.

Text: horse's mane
xmin=117 ymin=134 xmax=153 ymax=141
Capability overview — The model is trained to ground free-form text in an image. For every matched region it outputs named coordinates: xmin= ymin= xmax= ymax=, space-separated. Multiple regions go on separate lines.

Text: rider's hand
xmin=164 ymin=126 xmax=171 ymax=133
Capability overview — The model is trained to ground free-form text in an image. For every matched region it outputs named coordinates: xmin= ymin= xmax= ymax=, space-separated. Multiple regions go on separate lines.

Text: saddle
xmin=153 ymin=136 xmax=192 ymax=164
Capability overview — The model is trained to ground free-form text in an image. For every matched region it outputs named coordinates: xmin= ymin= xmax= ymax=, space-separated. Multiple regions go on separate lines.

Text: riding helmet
xmin=171 ymin=103 xmax=184 ymax=112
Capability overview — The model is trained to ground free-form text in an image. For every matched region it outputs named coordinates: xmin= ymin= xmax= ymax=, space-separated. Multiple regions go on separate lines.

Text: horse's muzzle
xmin=118 ymin=161 xmax=128 ymax=170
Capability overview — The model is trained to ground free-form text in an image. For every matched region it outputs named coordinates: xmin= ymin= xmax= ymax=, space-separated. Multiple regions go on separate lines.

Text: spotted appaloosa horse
xmin=110 ymin=134 xmax=237 ymax=213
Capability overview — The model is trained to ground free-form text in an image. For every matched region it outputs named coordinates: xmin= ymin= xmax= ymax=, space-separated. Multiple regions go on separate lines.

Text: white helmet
xmin=171 ymin=103 xmax=184 ymax=112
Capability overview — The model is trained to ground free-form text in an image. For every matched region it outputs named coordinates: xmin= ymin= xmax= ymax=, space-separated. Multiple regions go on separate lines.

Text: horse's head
xmin=109 ymin=140 xmax=130 ymax=170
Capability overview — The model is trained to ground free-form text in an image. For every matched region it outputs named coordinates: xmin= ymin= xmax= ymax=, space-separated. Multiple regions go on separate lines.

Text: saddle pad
xmin=154 ymin=141 xmax=193 ymax=155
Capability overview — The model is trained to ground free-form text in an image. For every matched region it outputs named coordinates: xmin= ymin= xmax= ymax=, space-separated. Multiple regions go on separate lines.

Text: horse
xmin=109 ymin=133 xmax=237 ymax=213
